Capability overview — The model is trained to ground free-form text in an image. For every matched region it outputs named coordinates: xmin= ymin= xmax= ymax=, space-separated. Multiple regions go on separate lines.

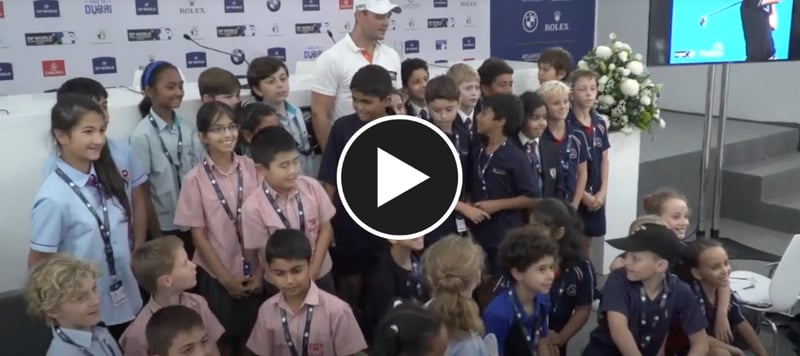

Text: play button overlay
xmin=337 ymin=115 xmax=463 ymax=240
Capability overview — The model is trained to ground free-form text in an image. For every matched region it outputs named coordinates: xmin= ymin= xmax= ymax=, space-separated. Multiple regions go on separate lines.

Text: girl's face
xmin=693 ymin=246 xmax=731 ymax=288
xmin=242 ymin=114 xmax=281 ymax=144
xmin=660 ymin=198 xmax=690 ymax=239
xmin=55 ymin=111 xmax=107 ymax=164
xmin=390 ymin=94 xmax=406 ymax=115
xmin=522 ymin=106 xmax=548 ymax=139
xmin=544 ymin=93 xmax=570 ymax=121
xmin=405 ymin=68 xmax=429 ymax=103
xmin=47 ymin=276 xmax=101 ymax=330
xmin=148 ymin=68 xmax=184 ymax=110
xmin=255 ymin=67 xmax=290 ymax=104
xmin=200 ymin=114 xmax=239 ymax=154
xmin=425 ymin=326 xmax=449 ymax=356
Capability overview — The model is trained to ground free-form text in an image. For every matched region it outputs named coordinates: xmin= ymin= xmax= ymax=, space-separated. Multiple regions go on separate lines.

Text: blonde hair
xmin=643 ymin=188 xmax=687 ymax=216
xmin=446 ymin=63 xmax=480 ymax=86
xmin=629 ymin=215 xmax=665 ymax=234
xmin=537 ymin=80 xmax=571 ymax=99
xmin=24 ymin=254 xmax=100 ymax=325
xmin=421 ymin=235 xmax=485 ymax=337
xmin=131 ymin=235 xmax=184 ymax=293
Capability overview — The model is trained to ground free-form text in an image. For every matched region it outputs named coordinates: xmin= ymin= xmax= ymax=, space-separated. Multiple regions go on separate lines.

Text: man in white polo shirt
xmin=310 ymin=0 xmax=402 ymax=151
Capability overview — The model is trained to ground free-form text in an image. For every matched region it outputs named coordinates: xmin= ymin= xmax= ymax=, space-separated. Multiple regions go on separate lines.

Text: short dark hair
xmin=146 ymin=305 xmax=204 ymax=356
xmin=499 ymin=226 xmax=558 ymax=277
xmin=198 ymin=67 xmax=240 ymax=97
xmin=247 ymin=56 xmax=290 ymax=102
xmin=424 ymin=75 xmax=459 ymax=104
xmin=401 ymin=58 xmax=429 ymax=88
xmin=518 ymin=91 xmax=546 ymax=121
xmin=196 ymin=101 xmax=236 ymax=134
xmin=477 ymin=58 xmax=513 ymax=87
xmin=265 ymin=229 xmax=312 ymax=263
xmin=538 ymin=47 xmax=574 ymax=79
xmin=567 ymin=69 xmax=599 ymax=87
xmin=350 ymin=64 xmax=393 ymax=99
xmin=57 ymin=77 xmax=108 ymax=100
xmin=372 ymin=299 xmax=443 ymax=356
xmin=250 ymin=126 xmax=296 ymax=166
xmin=481 ymin=94 xmax=524 ymax=136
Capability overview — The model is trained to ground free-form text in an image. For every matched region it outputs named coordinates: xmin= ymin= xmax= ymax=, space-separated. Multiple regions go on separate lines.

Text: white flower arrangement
xmin=579 ymin=33 xmax=665 ymax=133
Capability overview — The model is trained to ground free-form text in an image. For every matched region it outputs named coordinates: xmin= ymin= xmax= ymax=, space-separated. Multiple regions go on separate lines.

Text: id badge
xmin=456 ymin=217 xmax=468 ymax=233
xmin=243 ymin=260 xmax=252 ymax=277
xmin=109 ymin=279 xmax=127 ymax=306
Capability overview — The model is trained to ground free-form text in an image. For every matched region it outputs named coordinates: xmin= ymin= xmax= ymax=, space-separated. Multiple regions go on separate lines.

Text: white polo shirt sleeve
xmin=311 ymin=50 xmax=340 ymax=97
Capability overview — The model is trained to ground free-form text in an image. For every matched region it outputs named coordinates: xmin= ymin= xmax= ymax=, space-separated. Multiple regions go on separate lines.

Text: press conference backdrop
xmin=0 ymin=0 xmax=490 ymax=95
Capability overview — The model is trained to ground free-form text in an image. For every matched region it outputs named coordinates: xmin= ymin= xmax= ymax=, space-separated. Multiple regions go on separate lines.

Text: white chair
xmin=729 ymin=234 xmax=800 ymax=356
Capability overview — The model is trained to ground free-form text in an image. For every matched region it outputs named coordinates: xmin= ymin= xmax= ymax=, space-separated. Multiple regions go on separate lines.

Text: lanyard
xmin=507 ymin=287 xmax=540 ymax=356
xmin=637 ymin=281 xmax=670 ymax=350
xmin=279 ymin=110 xmax=313 ymax=155
xmin=691 ymin=281 xmax=709 ymax=319
xmin=55 ymin=168 xmax=117 ymax=278
xmin=263 ymin=182 xmax=305 ymax=233
xmin=201 ymin=159 xmax=244 ymax=251
xmin=405 ymin=255 xmax=424 ymax=300
xmin=147 ymin=114 xmax=183 ymax=189
xmin=477 ymin=141 xmax=506 ymax=193
xmin=550 ymin=267 xmax=570 ymax=313
xmin=54 ymin=326 xmax=116 ymax=356
xmin=280 ymin=306 xmax=314 ymax=356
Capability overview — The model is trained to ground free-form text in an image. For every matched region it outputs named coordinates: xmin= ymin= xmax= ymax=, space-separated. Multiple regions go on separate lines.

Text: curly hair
xmin=24 ymin=254 xmax=100 ymax=325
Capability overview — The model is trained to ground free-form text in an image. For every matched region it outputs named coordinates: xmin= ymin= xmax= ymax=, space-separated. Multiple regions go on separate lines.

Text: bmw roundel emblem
xmin=267 ymin=0 xmax=281 ymax=12
xmin=231 ymin=49 xmax=246 ymax=65
xmin=523 ymin=10 xmax=539 ymax=33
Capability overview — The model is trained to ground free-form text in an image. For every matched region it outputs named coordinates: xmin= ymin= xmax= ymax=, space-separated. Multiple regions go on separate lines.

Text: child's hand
xmin=548 ymin=330 xmax=564 ymax=346
xmin=462 ymin=204 xmax=491 ymax=224
xmin=729 ymin=347 xmax=746 ymax=356
xmin=714 ymin=315 xmax=733 ymax=343
xmin=594 ymin=192 xmax=606 ymax=210
xmin=222 ymin=276 xmax=250 ymax=298
xmin=243 ymin=276 xmax=263 ymax=295
xmin=473 ymin=200 xmax=501 ymax=215
xmin=581 ymin=193 xmax=596 ymax=208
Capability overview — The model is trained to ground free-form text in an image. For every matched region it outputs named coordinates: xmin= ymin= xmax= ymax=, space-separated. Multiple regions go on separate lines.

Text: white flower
xmin=598 ymin=75 xmax=609 ymax=86
xmin=640 ymin=96 xmax=652 ymax=106
xmin=613 ymin=41 xmax=625 ymax=50
xmin=621 ymin=43 xmax=632 ymax=51
xmin=609 ymin=33 xmax=617 ymax=41
xmin=620 ymin=79 xmax=640 ymax=96
xmin=621 ymin=126 xmax=634 ymax=134
xmin=634 ymin=53 xmax=643 ymax=61
xmin=600 ymin=95 xmax=615 ymax=106
xmin=621 ymin=115 xmax=629 ymax=123
xmin=622 ymin=69 xmax=631 ymax=77
xmin=659 ymin=118 xmax=666 ymax=128
xmin=608 ymin=63 xmax=616 ymax=71
xmin=578 ymin=60 xmax=588 ymax=69
xmin=595 ymin=46 xmax=612 ymax=59
xmin=626 ymin=61 xmax=644 ymax=76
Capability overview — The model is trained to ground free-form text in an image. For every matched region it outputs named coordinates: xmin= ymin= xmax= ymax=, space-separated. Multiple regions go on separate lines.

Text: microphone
xmin=326 ymin=30 xmax=336 ymax=45
xmin=182 ymin=34 xmax=250 ymax=66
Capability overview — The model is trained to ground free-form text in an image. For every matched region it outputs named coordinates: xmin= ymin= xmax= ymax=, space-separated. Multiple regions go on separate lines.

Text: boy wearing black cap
xmin=583 ymin=224 xmax=710 ymax=356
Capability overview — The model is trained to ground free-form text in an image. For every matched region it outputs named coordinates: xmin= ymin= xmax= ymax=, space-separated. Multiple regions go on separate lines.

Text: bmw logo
xmin=267 ymin=0 xmax=281 ymax=12
xmin=231 ymin=49 xmax=246 ymax=65
xmin=523 ymin=10 xmax=539 ymax=33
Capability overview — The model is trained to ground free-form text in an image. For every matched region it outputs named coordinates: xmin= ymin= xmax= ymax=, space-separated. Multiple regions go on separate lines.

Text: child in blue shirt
xmin=483 ymin=226 xmax=559 ymax=356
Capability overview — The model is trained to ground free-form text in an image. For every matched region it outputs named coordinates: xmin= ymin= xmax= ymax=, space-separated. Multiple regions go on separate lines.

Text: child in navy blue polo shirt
xmin=567 ymin=69 xmax=610 ymax=256
xmin=317 ymin=64 xmax=395 ymax=312
xmin=583 ymin=224 xmax=709 ymax=356
xmin=401 ymin=58 xmax=429 ymax=119
xmin=514 ymin=91 xmax=563 ymax=199
xmin=530 ymin=198 xmax=596 ymax=356
xmin=666 ymin=239 xmax=768 ymax=356
xmin=483 ymin=226 xmax=559 ymax=356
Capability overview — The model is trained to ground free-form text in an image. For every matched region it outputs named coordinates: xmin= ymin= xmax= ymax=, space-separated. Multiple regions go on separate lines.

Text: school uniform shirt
xmin=569 ymin=110 xmax=611 ymax=237
xmin=30 ymin=160 xmax=143 ymax=326
xmin=541 ymin=123 xmax=588 ymax=202
xmin=42 ymin=139 xmax=148 ymax=197
xmin=405 ymin=100 xmax=427 ymax=121
xmin=173 ymin=155 xmax=260 ymax=279
xmin=47 ymin=325 xmax=122 ymax=356
xmin=118 ymin=292 xmax=225 ymax=356
xmin=271 ymin=101 xmax=317 ymax=177
xmin=483 ymin=286 xmax=550 ymax=356
xmin=241 ymin=175 xmax=336 ymax=280
xmin=312 ymin=34 xmax=401 ymax=122
xmin=549 ymin=259 xmax=597 ymax=332
xmin=246 ymin=282 xmax=367 ymax=356
xmin=455 ymin=109 xmax=478 ymax=139
xmin=130 ymin=110 xmax=205 ymax=232
xmin=468 ymin=140 xmax=539 ymax=248
xmin=510 ymin=132 xmax=563 ymax=199
xmin=583 ymin=269 xmax=707 ymax=356
xmin=741 ymin=0 xmax=775 ymax=61
xmin=427 ymin=123 xmax=472 ymax=244
xmin=665 ymin=281 xmax=748 ymax=354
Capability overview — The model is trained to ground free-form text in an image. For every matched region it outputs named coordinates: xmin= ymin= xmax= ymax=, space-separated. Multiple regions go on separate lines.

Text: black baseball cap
xmin=606 ymin=223 xmax=682 ymax=263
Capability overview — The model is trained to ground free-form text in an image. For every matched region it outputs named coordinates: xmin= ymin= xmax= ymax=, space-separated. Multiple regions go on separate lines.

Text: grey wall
xmin=595 ymin=0 xmax=800 ymax=124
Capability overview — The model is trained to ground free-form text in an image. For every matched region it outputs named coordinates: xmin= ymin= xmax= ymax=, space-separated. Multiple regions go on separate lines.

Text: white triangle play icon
xmin=377 ymin=148 xmax=430 ymax=208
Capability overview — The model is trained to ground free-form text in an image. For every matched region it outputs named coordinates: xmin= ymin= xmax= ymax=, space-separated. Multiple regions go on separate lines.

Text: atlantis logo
xmin=92 ymin=57 xmax=117 ymax=74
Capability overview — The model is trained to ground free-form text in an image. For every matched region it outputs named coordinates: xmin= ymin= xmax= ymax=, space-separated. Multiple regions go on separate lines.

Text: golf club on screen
xmin=698 ymin=0 xmax=744 ymax=27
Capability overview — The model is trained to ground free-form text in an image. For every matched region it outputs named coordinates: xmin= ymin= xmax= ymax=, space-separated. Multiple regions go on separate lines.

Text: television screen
xmin=648 ymin=0 xmax=800 ymax=66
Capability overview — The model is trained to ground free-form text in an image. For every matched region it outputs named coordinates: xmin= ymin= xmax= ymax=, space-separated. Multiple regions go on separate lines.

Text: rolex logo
xmin=554 ymin=11 xmax=561 ymax=22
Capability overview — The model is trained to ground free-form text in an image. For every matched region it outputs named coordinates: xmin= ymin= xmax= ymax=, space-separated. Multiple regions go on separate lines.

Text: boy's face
xmin=544 ymin=92 xmax=570 ymax=121
xmin=522 ymin=106 xmax=548 ymax=139
xmin=458 ymin=80 xmax=480 ymax=110
xmin=482 ymin=74 xmax=513 ymax=96
xmin=624 ymin=251 xmax=666 ymax=282
xmin=352 ymin=90 xmax=391 ymax=122
xmin=204 ymin=93 xmax=241 ymax=108
xmin=427 ymin=99 xmax=459 ymax=129
xmin=267 ymin=258 xmax=311 ymax=300
xmin=390 ymin=94 xmax=406 ymax=115
xmin=258 ymin=150 xmax=300 ymax=193
xmin=570 ymin=76 xmax=598 ymax=109
xmin=513 ymin=256 xmax=555 ymax=295
xmin=162 ymin=248 xmax=197 ymax=292
xmin=475 ymin=107 xmax=504 ymax=135
xmin=48 ymin=276 xmax=101 ymax=329
xmin=537 ymin=63 xmax=565 ymax=84
xmin=254 ymin=67 xmax=290 ymax=103
xmin=389 ymin=236 xmax=425 ymax=251
xmin=161 ymin=326 xmax=219 ymax=356
xmin=405 ymin=68 xmax=429 ymax=103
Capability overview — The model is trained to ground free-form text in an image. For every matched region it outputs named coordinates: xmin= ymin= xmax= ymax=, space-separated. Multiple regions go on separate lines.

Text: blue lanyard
xmin=147 ymin=114 xmax=183 ymax=189
xmin=54 ymin=326 xmax=117 ymax=356
xmin=507 ymin=287 xmax=540 ymax=355
xmin=637 ymin=280 xmax=670 ymax=350
xmin=477 ymin=141 xmax=506 ymax=193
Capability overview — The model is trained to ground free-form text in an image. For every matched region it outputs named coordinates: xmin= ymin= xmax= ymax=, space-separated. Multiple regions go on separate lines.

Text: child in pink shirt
xmin=247 ymin=229 xmax=367 ymax=356
xmin=242 ymin=126 xmax=336 ymax=295
xmin=120 ymin=236 xmax=224 ymax=356
xmin=173 ymin=101 xmax=264 ymax=355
